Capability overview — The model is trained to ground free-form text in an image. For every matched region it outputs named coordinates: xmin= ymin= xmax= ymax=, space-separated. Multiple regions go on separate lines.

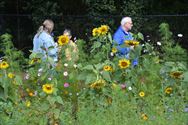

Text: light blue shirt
xmin=33 ymin=31 xmax=58 ymax=62
xmin=113 ymin=26 xmax=133 ymax=56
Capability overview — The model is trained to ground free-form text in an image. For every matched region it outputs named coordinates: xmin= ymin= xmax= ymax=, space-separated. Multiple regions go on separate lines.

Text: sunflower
xmin=103 ymin=65 xmax=113 ymax=71
xmin=90 ymin=79 xmax=106 ymax=89
xmin=42 ymin=84 xmax=54 ymax=94
xmin=141 ymin=113 xmax=148 ymax=120
xmin=165 ymin=87 xmax=172 ymax=94
xmin=139 ymin=91 xmax=145 ymax=97
xmin=92 ymin=28 xmax=101 ymax=36
xmin=8 ymin=73 xmax=15 ymax=79
xmin=118 ymin=59 xmax=130 ymax=69
xmin=124 ymin=40 xmax=139 ymax=46
xmin=112 ymin=47 xmax=117 ymax=53
xmin=0 ymin=61 xmax=9 ymax=69
xmin=98 ymin=25 xmax=109 ymax=35
xmin=58 ymin=35 xmax=69 ymax=46
xmin=170 ymin=71 xmax=183 ymax=79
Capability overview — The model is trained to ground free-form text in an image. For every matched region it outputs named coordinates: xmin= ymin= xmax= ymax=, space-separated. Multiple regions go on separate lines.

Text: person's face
xmin=124 ymin=20 xmax=133 ymax=31
xmin=63 ymin=32 xmax=72 ymax=39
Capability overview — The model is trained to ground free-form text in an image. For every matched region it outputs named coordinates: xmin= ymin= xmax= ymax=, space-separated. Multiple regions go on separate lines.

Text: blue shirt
xmin=113 ymin=26 xmax=133 ymax=56
xmin=33 ymin=31 xmax=58 ymax=62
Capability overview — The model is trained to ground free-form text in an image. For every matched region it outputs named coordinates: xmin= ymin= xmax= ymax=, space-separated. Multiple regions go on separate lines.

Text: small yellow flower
xmin=58 ymin=35 xmax=69 ymax=46
xmin=0 ymin=61 xmax=9 ymax=69
xmin=25 ymin=100 xmax=31 ymax=107
xmin=98 ymin=25 xmax=109 ymax=35
xmin=118 ymin=59 xmax=130 ymax=69
xmin=92 ymin=28 xmax=101 ymax=36
xmin=28 ymin=92 xmax=34 ymax=97
xmin=8 ymin=73 xmax=15 ymax=79
xmin=125 ymin=40 xmax=139 ymax=46
xmin=112 ymin=48 xmax=117 ymax=53
xmin=170 ymin=71 xmax=183 ymax=79
xmin=111 ymin=83 xmax=118 ymax=89
xmin=165 ymin=87 xmax=172 ymax=94
xmin=42 ymin=84 xmax=54 ymax=94
xmin=141 ymin=113 xmax=148 ymax=120
xmin=103 ymin=65 xmax=113 ymax=71
xmin=139 ymin=91 xmax=145 ymax=97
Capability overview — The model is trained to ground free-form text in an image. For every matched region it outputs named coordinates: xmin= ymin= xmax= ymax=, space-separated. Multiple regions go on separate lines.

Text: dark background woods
xmin=0 ymin=0 xmax=188 ymax=56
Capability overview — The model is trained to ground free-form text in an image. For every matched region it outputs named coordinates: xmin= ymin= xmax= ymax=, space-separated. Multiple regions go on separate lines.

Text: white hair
xmin=121 ymin=17 xmax=132 ymax=26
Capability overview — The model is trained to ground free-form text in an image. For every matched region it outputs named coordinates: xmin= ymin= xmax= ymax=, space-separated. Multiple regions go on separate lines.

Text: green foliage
xmin=0 ymin=23 xmax=188 ymax=125
xmin=158 ymin=23 xmax=188 ymax=64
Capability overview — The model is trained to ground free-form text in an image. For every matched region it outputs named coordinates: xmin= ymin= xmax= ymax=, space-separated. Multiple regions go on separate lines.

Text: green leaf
xmin=137 ymin=32 xmax=144 ymax=41
xmin=14 ymin=75 xmax=23 ymax=85
xmin=53 ymin=109 xmax=61 ymax=119
xmin=102 ymin=71 xmax=111 ymax=82
xmin=82 ymin=65 xmax=94 ymax=70
xmin=56 ymin=96 xmax=63 ymax=104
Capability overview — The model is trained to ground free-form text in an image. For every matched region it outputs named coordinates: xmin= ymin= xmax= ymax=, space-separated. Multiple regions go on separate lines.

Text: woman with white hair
xmin=32 ymin=19 xmax=58 ymax=63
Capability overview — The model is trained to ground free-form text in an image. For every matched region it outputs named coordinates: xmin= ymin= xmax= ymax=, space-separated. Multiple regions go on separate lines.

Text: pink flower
xmin=120 ymin=84 xmax=126 ymax=90
xmin=64 ymin=83 xmax=69 ymax=88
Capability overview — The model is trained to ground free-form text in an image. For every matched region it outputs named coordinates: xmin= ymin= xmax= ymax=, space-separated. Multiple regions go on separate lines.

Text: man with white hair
xmin=113 ymin=17 xmax=133 ymax=57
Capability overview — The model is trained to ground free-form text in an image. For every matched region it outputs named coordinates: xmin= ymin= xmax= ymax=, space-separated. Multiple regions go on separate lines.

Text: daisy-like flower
xmin=92 ymin=28 xmax=101 ymax=36
xmin=170 ymin=71 xmax=183 ymax=79
xmin=98 ymin=25 xmax=109 ymax=35
xmin=139 ymin=91 xmax=145 ymax=97
xmin=112 ymin=47 xmax=117 ymax=53
xmin=63 ymin=71 xmax=68 ymax=76
xmin=64 ymin=63 xmax=68 ymax=67
xmin=0 ymin=61 xmax=9 ymax=69
xmin=128 ymin=86 xmax=132 ymax=90
xmin=141 ymin=113 xmax=148 ymax=120
xmin=42 ymin=84 xmax=54 ymax=94
xmin=118 ymin=59 xmax=130 ymax=69
xmin=58 ymin=35 xmax=69 ymax=46
xmin=124 ymin=40 xmax=139 ymax=46
xmin=165 ymin=87 xmax=172 ymax=94
xmin=103 ymin=65 xmax=113 ymax=71
xmin=8 ymin=73 xmax=15 ymax=79
xmin=73 ymin=64 xmax=77 ymax=68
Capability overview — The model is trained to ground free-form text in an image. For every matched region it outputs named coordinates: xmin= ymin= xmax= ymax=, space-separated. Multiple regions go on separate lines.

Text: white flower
xmin=110 ymin=52 xmax=114 ymax=56
xmin=48 ymin=77 xmax=52 ymax=81
xmin=63 ymin=71 xmax=68 ymax=76
xmin=147 ymin=39 xmax=151 ymax=42
xmin=142 ymin=44 xmax=145 ymax=47
xmin=128 ymin=86 xmax=132 ymax=90
xmin=69 ymin=93 xmax=72 ymax=96
xmin=146 ymin=35 xmax=150 ymax=38
xmin=76 ymin=93 xmax=79 ymax=96
xmin=25 ymin=74 xmax=29 ymax=80
xmin=73 ymin=64 xmax=77 ymax=68
xmin=38 ymin=73 xmax=41 ymax=77
xmin=64 ymin=63 xmax=68 ymax=67
xmin=157 ymin=42 xmax=161 ymax=46
xmin=38 ymin=68 xmax=43 ymax=72
xmin=177 ymin=34 xmax=183 ymax=37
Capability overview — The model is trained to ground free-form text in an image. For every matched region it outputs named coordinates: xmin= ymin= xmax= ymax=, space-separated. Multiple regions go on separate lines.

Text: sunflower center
xmin=46 ymin=86 xmax=52 ymax=90
xmin=121 ymin=62 xmax=128 ymax=66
